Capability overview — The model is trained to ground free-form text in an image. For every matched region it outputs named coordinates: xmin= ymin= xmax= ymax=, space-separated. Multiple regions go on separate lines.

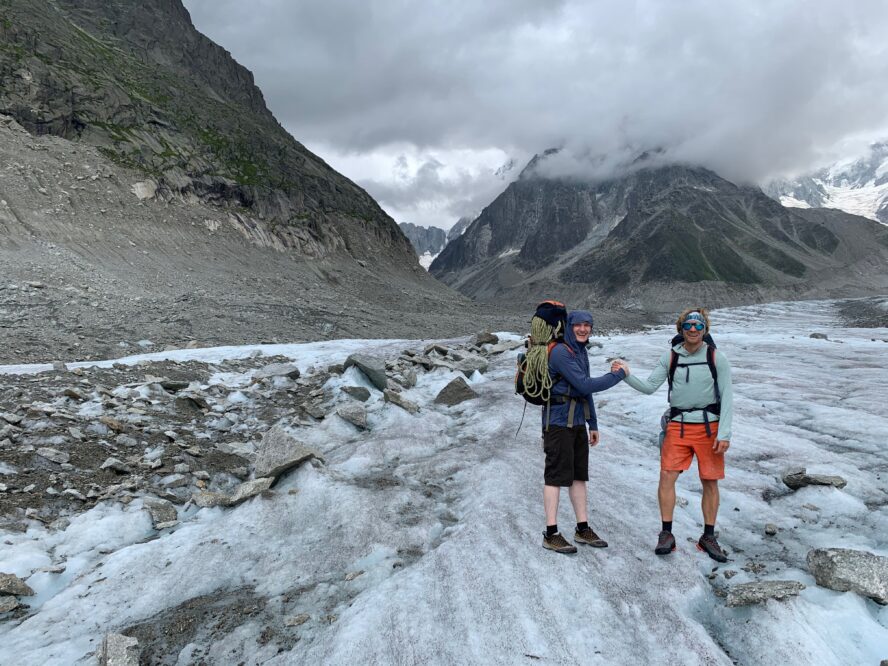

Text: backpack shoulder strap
xmin=667 ymin=349 xmax=678 ymax=400
xmin=707 ymin=345 xmax=721 ymax=403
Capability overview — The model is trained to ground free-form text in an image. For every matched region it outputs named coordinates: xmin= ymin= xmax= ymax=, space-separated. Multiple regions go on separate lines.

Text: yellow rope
xmin=520 ymin=316 xmax=559 ymax=402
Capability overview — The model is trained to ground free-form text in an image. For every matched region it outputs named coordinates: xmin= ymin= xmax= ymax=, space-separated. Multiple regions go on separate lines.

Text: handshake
xmin=610 ymin=359 xmax=630 ymax=376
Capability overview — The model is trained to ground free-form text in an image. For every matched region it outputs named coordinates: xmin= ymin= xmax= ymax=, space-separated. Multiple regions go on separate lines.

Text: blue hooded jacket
xmin=543 ymin=310 xmax=625 ymax=430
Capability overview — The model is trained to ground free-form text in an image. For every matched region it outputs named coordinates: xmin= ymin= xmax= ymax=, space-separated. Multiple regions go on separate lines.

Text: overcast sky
xmin=183 ymin=0 xmax=888 ymax=229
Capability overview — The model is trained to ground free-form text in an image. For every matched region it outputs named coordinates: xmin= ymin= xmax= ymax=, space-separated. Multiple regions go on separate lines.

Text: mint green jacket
xmin=624 ymin=344 xmax=733 ymax=441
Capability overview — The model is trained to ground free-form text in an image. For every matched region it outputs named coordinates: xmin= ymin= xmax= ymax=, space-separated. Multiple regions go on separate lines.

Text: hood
xmin=565 ymin=310 xmax=595 ymax=351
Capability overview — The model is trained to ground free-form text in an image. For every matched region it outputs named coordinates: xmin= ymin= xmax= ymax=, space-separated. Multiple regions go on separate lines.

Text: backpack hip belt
xmin=669 ymin=404 xmax=721 ymax=438
xmin=546 ymin=395 xmax=592 ymax=431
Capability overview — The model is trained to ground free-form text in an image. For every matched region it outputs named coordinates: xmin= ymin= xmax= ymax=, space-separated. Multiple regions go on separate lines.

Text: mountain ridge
xmin=431 ymin=155 xmax=888 ymax=310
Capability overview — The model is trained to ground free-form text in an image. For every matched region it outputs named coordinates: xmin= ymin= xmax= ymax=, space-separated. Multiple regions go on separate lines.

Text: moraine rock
xmin=0 ymin=573 xmax=34 ymax=597
xmin=394 ymin=367 xmax=418 ymax=389
xmin=341 ymin=386 xmax=371 ymax=402
xmin=99 ymin=633 xmax=140 ymax=666
xmin=383 ymin=389 xmax=420 ymax=414
xmin=142 ymin=498 xmax=178 ymax=528
xmin=159 ymin=379 xmax=190 ymax=392
xmin=806 ymin=548 xmax=888 ymax=603
xmin=0 ymin=412 xmax=23 ymax=425
xmin=99 ymin=416 xmax=126 ymax=433
xmin=782 ymin=468 xmax=847 ymax=490
xmin=427 ymin=353 xmax=488 ymax=377
xmin=252 ymin=362 xmax=301 ymax=381
xmin=159 ymin=473 xmax=189 ymax=488
xmin=434 ymin=377 xmax=479 ymax=406
xmin=192 ymin=491 xmax=230 ymax=508
xmin=726 ymin=580 xmax=805 ymax=607
xmin=474 ymin=331 xmax=499 ymax=346
xmin=100 ymin=458 xmax=133 ymax=474
xmin=343 ymin=354 xmax=388 ymax=391
xmin=285 ymin=613 xmax=310 ymax=626
xmin=337 ymin=404 xmax=369 ymax=430
xmin=62 ymin=388 xmax=86 ymax=401
xmin=484 ymin=340 xmax=525 ymax=355
xmin=809 ymin=332 xmax=829 ymax=340
xmin=424 ymin=343 xmax=450 ymax=356
xmin=229 ymin=477 xmax=274 ymax=505
xmin=0 ymin=595 xmax=19 ymax=613
xmin=36 ymin=447 xmax=70 ymax=464
xmin=765 ymin=523 xmax=778 ymax=536
xmin=253 ymin=425 xmax=319 ymax=480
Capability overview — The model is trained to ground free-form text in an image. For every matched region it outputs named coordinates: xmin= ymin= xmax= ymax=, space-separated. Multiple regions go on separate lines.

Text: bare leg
xmin=568 ymin=480 xmax=588 ymax=524
xmin=658 ymin=470 xmax=681 ymax=521
xmin=701 ymin=479 xmax=720 ymax=526
xmin=544 ymin=485 xmax=561 ymax=527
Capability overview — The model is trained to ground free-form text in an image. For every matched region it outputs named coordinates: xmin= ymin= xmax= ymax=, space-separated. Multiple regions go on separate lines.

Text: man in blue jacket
xmin=542 ymin=310 xmax=626 ymax=554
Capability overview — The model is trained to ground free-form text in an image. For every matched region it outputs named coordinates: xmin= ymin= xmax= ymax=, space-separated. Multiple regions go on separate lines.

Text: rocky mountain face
xmin=398 ymin=223 xmax=448 ymax=257
xmin=0 ymin=0 xmax=413 ymax=264
xmin=0 ymin=1 xmax=524 ymax=363
xmin=765 ymin=143 xmax=888 ymax=225
xmin=430 ymin=155 xmax=888 ymax=310
xmin=447 ymin=215 xmax=475 ymax=242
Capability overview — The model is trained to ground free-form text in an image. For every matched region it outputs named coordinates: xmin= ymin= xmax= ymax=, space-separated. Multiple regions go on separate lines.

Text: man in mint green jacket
xmin=614 ymin=308 xmax=733 ymax=562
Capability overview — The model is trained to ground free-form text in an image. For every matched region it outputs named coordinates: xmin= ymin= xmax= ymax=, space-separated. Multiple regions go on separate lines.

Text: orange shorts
xmin=661 ymin=422 xmax=725 ymax=480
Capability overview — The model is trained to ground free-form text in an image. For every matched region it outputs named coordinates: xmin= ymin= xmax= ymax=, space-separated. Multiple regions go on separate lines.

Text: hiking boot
xmin=697 ymin=534 xmax=728 ymax=562
xmin=654 ymin=530 xmax=676 ymax=555
xmin=542 ymin=531 xmax=578 ymax=554
xmin=574 ymin=526 xmax=608 ymax=548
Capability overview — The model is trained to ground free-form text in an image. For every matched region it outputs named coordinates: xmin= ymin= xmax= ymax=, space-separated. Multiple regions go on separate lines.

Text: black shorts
xmin=543 ymin=425 xmax=589 ymax=486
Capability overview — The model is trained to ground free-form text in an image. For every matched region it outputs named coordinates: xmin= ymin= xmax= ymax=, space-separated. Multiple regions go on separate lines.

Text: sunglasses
xmin=682 ymin=322 xmax=705 ymax=331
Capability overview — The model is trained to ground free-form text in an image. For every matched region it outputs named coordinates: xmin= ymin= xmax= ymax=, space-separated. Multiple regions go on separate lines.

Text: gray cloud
xmin=184 ymin=0 xmax=888 ymax=204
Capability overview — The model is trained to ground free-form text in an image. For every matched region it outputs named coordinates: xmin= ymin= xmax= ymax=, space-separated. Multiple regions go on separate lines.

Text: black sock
xmin=704 ymin=524 xmax=715 ymax=536
xmin=576 ymin=521 xmax=588 ymax=532
xmin=546 ymin=524 xmax=558 ymax=537
xmin=662 ymin=521 xmax=672 ymax=533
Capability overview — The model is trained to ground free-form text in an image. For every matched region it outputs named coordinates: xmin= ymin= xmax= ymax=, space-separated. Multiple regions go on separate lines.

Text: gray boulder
xmin=229 ymin=477 xmax=274 ymax=505
xmin=253 ymin=425 xmax=319 ymax=480
xmin=807 ymin=548 xmax=888 ymax=603
xmin=342 ymin=386 xmax=371 ymax=402
xmin=726 ymin=580 xmax=805 ymax=607
xmin=344 ymin=354 xmax=388 ymax=391
xmin=36 ymin=447 xmax=70 ymax=464
xmin=0 ymin=595 xmax=19 ymax=613
xmin=783 ymin=468 xmax=847 ymax=490
xmin=100 ymin=457 xmax=133 ymax=474
xmin=434 ymin=377 xmax=479 ymax=406
xmin=252 ymin=362 xmax=301 ymax=381
xmin=0 ymin=573 xmax=34 ymax=597
xmin=192 ymin=491 xmax=230 ymax=508
xmin=337 ymin=404 xmax=368 ymax=430
xmin=99 ymin=633 xmax=140 ymax=666
xmin=383 ymin=389 xmax=420 ymax=414
xmin=142 ymin=498 xmax=178 ymax=528
xmin=474 ymin=331 xmax=499 ymax=346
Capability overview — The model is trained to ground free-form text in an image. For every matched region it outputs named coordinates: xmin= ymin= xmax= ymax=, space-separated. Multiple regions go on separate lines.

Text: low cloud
xmin=185 ymin=0 xmax=888 ymax=209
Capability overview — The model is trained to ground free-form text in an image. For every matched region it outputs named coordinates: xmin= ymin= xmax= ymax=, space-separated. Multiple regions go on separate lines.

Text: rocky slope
xmin=0 ymin=0 xmax=413 ymax=265
xmin=0 ymin=115 xmax=535 ymax=364
xmin=431 ymin=154 xmax=888 ymax=311
xmin=765 ymin=143 xmax=888 ymax=225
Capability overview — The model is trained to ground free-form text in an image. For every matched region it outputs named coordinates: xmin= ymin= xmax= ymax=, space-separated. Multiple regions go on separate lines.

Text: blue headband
xmin=683 ymin=312 xmax=705 ymax=325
